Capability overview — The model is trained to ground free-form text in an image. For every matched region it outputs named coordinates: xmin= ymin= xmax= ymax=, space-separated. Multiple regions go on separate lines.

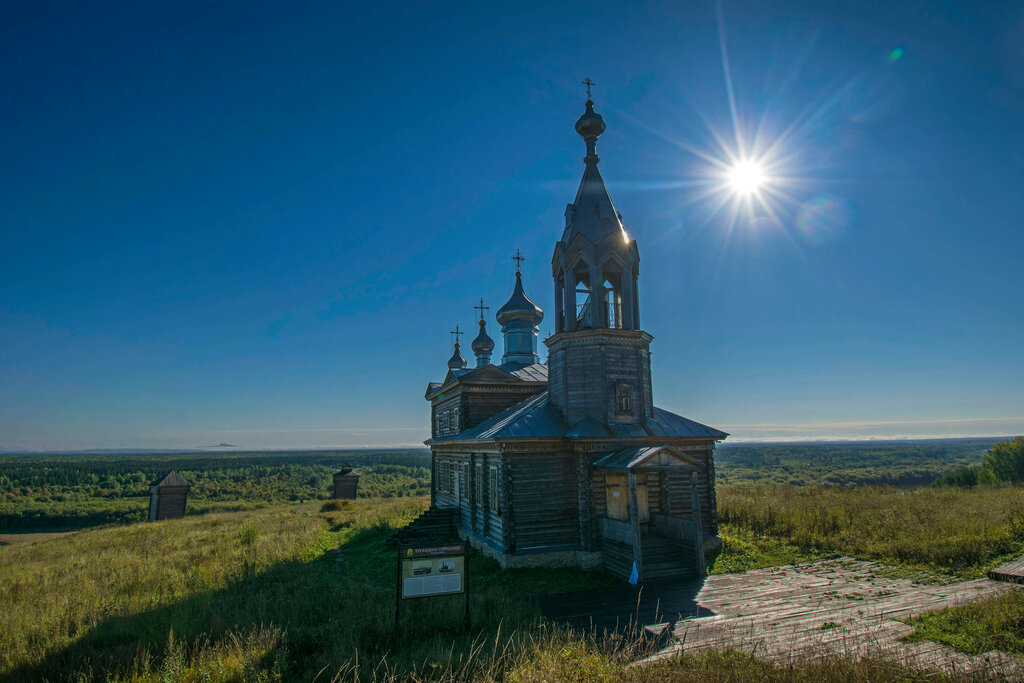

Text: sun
xmin=727 ymin=159 xmax=766 ymax=196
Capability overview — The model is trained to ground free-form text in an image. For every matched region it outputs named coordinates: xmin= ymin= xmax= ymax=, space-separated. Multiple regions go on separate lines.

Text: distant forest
xmin=715 ymin=438 xmax=1003 ymax=487
xmin=0 ymin=449 xmax=430 ymax=531
xmin=0 ymin=438 xmax=1007 ymax=532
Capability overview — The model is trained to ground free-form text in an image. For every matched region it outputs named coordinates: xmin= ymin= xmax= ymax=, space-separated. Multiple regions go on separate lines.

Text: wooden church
xmin=423 ymin=97 xmax=727 ymax=582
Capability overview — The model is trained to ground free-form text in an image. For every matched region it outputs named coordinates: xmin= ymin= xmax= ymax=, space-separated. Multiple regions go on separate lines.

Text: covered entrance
xmin=595 ymin=446 xmax=708 ymax=582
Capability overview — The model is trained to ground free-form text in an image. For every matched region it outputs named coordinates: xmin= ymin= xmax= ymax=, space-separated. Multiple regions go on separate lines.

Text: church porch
xmin=593 ymin=446 xmax=712 ymax=582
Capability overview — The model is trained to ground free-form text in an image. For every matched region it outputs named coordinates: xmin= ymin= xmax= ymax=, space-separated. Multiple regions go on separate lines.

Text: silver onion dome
xmin=447 ymin=343 xmax=467 ymax=369
xmin=471 ymin=319 xmax=494 ymax=355
xmin=496 ymin=272 xmax=544 ymax=327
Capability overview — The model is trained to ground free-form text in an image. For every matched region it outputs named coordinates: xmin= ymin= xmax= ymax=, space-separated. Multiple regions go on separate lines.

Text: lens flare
xmin=727 ymin=160 xmax=766 ymax=195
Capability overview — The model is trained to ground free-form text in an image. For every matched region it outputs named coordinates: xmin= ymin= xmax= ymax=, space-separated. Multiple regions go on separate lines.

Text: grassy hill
xmin=4 ymin=489 xmax=1024 ymax=681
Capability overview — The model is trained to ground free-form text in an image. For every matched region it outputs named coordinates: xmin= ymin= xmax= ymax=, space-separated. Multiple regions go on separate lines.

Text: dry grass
xmin=1 ymin=492 xmax=1017 ymax=682
xmin=718 ymin=484 xmax=1024 ymax=577
xmin=0 ymin=504 xmax=326 ymax=677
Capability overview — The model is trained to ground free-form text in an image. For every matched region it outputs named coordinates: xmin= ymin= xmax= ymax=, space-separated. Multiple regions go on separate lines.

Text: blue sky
xmin=2 ymin=1 xmax=1022 ymax=450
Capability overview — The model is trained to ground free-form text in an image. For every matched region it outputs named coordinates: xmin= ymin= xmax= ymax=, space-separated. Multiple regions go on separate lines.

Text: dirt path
xmin=0 ymin=531 xmax=77 ymax=546
xmin=651 ymin=558 xmax=1024 ymax=677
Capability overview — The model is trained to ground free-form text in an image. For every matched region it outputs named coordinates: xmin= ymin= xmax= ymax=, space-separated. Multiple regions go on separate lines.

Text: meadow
xmin=3 ymin=439 xmax=1024 ymax=680
xmin=0 ymin=496 xmax=1003 ymax=683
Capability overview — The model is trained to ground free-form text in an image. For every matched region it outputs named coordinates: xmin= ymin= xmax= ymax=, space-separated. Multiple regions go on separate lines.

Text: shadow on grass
xmin=529 ymin=575 xmax=712 ymax=635
xmin=1 ymin=525 xmax=635 ymax=681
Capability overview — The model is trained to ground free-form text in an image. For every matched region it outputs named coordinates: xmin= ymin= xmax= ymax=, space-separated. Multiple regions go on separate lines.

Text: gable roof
xmin=428 ymin=391 xmax=728 ymax=443
xmin=426 ymin=362 xmax=548 ymax=400
xmin=152 ymin=471 xmax=191 ymax=488
xmin=593 ymin=445 xmax=703 ymax=471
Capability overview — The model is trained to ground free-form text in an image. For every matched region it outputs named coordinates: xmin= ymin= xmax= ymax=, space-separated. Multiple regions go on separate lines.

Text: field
xmin=0 ymin=496 xmax=998 ymax=683
xmin=2 ymin=439 xmax=1023 ymax=681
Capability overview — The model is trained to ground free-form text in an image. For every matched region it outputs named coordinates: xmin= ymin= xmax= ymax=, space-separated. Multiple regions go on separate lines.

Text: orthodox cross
xmin=512 ymin=249 xmax=525 ymax=273
xmin=450 ymin=324 xmax=463 ymax=346
xmin=473 ymin=298 xmax=489 ymax=321
xmin=582 ymin=77 xmax=595 ymax=100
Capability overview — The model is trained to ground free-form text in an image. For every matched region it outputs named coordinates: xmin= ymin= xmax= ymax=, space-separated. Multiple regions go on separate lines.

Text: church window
xmin=438 ymin=461 xmax=449 ymax=494
xmin=451 ymin=406 xmax=460 ymax=433
xmin=489 ymin=467 xmax=500 ymax=515
xmin=475 ymin=463 xmax=483 ymax=507
xmin=617 ymin=383 xmax=632 ymax=415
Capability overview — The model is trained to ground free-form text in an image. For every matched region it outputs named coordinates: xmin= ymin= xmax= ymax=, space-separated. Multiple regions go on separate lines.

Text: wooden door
xmin=635 ymin=474 xmax=650 ymax=523
xmin=605 ymin=474 xmax=628 ymax=521
xmin=605 ymin=473 xmax=650 ymax=522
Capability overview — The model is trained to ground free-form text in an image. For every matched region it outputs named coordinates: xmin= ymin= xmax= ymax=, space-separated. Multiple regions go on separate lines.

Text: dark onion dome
xmin=575 ymin=99 xmax=606 ymax=142
xmin=447 ymin=343 xmax=467 ymax=369
xmin=496 ymin=272 xmax=544 ymax=326
xmin=471 ymin=319 xmax=494 ymax=355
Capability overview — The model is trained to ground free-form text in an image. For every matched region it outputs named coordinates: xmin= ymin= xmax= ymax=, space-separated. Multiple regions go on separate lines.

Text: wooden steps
xmin=988 ymin=554 xmax=1024 ymax=583
xmin=642 ymin=534 xmax=695 ymax=581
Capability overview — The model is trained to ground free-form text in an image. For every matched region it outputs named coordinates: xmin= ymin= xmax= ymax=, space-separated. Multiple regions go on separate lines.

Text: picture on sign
xmin=400 ymin=544 xmax=466 ymax=599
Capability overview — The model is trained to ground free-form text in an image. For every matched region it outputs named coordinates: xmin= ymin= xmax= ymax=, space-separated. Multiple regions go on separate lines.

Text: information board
xmin=400 ymin=544 xmax=465 ymax=598
xmin=395 ymin=541 xmax=470 ymax=631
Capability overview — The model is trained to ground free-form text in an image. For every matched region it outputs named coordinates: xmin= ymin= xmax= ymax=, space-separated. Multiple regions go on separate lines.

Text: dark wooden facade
xmin=332 ymin=468 xmax=359 ymax=499
xmin=148 ymin=471 xmax=191 ymax=521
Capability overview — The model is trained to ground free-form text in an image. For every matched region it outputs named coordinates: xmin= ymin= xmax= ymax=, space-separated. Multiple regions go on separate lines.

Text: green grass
xmin=708 ymin=524 xmax=828 ymax=574
xmin=904 ymin=588 xmax=1024 ymax=656
xmin=717 ymin=484 xmax=1024 ymax=578
xmin=0 ymin=496 xmax=616 ymax=681
xmin=1 ymin=492 xmax=1012 ymax=682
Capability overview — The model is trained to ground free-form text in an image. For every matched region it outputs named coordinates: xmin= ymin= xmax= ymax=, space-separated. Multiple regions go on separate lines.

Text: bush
xmin=982 ymin=437 xmax=1024 ymax=484
xmin=319 ymin=499 xmax=355 ymax=513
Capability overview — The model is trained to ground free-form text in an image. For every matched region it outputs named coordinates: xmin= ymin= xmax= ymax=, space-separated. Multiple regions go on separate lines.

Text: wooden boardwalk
xmin=989 ymin=555 xmax=1024 ymax=584
xmin=648 ymin=559 xmax=1024 ymax=677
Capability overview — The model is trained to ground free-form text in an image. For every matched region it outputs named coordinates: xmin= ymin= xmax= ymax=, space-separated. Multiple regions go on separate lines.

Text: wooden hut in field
xmin=332 ymin=468 xmax=359 ymax=500
xmin=148 ymin=471 xmax=191 ymax=521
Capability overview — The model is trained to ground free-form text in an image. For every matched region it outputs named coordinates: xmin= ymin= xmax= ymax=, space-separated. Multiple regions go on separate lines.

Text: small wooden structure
xmin=332 ymin=468 xmax=359 ymax=500
xmin=148 ymin=471 xmax=191 ymax=521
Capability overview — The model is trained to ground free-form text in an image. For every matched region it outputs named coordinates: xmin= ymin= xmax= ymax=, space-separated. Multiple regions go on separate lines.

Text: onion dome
xmin=471 ymin=319 xmax=494 ymax=369
xmin=447 ymin=342 xmax=467 ymax=370
xmin=575 ymin=99 xmax=605 ymax=163
xmin=496 ymin=272 xmax=544 ymax=327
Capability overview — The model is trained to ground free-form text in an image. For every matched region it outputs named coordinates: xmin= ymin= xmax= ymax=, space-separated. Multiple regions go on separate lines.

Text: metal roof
xmin=151 ymin=471 xmax=191 ymax=488
xmin=501 ymin=362 xmax=549 ymax=382
xmin=430 ymin=392 xmax=728 ymax=443
xmin=593 ymin=446 xmax=702 ymax=471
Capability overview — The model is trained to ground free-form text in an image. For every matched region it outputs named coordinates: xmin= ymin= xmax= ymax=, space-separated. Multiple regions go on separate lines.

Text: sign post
xmin=395 ymin=542 xmax=470 ymax=632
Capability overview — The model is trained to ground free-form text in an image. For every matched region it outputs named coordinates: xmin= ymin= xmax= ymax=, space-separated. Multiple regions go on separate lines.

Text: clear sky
xmin=2 ymin=1 xmax=1022 ymax=450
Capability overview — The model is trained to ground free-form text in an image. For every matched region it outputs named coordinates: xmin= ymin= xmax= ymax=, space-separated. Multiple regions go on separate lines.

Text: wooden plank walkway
xmin=989 ymin=555 xmax=1024 ymax=584
xmin=646 ymin=558 xmax=1024 ymax=677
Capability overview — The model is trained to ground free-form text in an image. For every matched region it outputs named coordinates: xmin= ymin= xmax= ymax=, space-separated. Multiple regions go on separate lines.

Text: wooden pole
xmin=628 ymin=471 xmax=644 ymax=583
xmin=690 ymin=471 xmax=706 ymax=576
xmin=395 ymin=545 xmax=402 ymax=632
xmin=464 ymin=546 xmax=471 ymax=630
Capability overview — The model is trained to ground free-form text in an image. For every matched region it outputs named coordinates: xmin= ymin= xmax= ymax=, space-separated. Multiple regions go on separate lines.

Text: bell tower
xmin=545 ymin=96 xmax=653 ymax=427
